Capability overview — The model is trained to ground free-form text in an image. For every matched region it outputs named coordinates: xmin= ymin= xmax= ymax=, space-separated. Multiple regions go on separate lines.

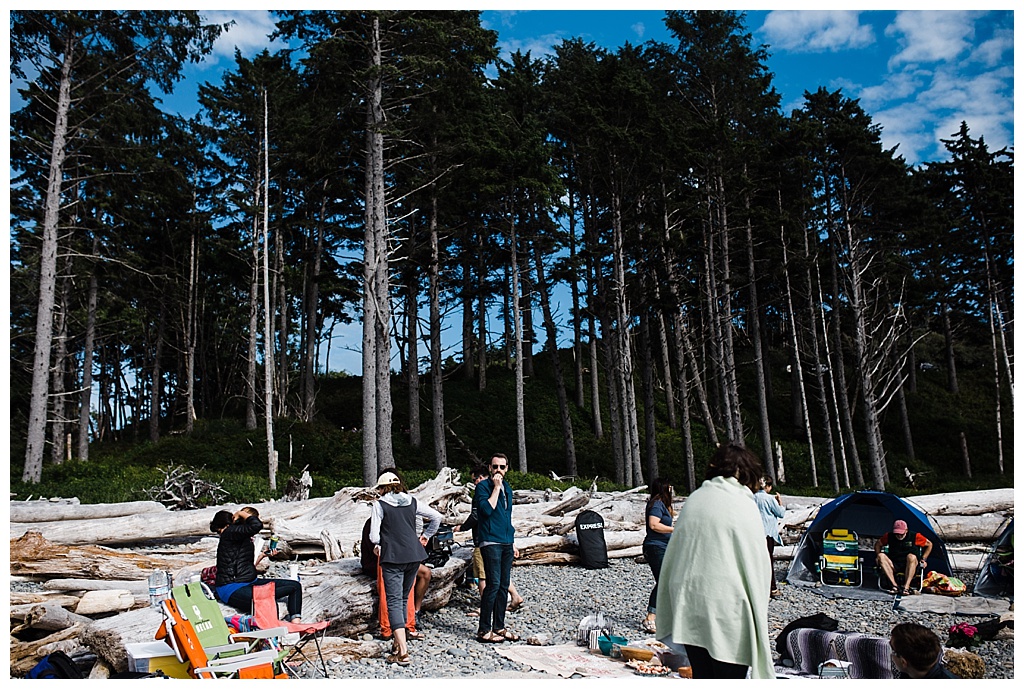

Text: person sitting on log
xmin=209 ymin=507 xmax=304 ymax=623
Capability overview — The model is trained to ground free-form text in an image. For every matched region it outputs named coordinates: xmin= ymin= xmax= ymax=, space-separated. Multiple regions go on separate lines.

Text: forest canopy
xmin=9 ymin=10 xmax=1013 ymax=496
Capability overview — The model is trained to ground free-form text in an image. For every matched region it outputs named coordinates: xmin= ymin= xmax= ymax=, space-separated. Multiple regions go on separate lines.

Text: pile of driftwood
xmin=9 ymin=469 xmax=1012 ymax=677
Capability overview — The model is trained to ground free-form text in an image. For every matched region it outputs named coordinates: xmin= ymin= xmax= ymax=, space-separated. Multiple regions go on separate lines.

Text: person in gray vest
xmin=368 ymin=470 xmax=442 ymax=666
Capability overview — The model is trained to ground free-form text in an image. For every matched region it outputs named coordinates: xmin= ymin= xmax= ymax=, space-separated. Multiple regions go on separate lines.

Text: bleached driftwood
xmin=10 ymin=500 xmax=167 ymax=523
xmin=11 ymin=603 xmax=92 ymax=632
xmin=10 ymin=592 xmax=82 ymax=608
xmin=905 ymin=489 xmax=1014 ymax=516
xmin=10 ymin=626 xmax=85 ymax=674
xmin=74 ymin=590 xmax=138 ymax=615
xmin=9 ymin=497 xmax=332 ymax=546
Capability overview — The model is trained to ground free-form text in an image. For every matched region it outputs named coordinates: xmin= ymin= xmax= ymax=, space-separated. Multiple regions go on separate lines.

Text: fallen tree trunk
xmin=9 ymin=497 xmax=332 ymax=546
xmin=10 ymin=500 xmax=168 ymax=523
xmin=10 ymin=625 xmax=86 ymax=675
xmin=11 ymin=603 xmax=93 ymax=633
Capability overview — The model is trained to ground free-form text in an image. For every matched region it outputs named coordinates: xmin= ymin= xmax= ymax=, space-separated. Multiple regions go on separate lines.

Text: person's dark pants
xmin=229 ymin=578 xmax=303 ymax=618
xmin=766 ymin=536 xmax=779 ymax=592
xmin=643 ymin=543 xmax=667 ymax=613
xmin=381 ymin=561 xmax=419 ymax=632
xmin=478 ymin=543 xmax=513 ymax=634
xmin=683 ymin=644 xmax=749 ymax=679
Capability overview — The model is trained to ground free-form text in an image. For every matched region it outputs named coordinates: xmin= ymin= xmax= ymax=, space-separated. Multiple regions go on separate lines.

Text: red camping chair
xmin=155 ymin=597 xmax=283 ymax=679
xmin=251 ymin=581 xmax=329 ymax=678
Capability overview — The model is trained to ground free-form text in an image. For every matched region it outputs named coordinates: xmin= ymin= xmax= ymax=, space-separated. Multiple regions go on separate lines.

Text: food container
xmin=619 ymin=646 xmax=656 ymax=662
xmin=597 ymin=634 xmax=628 ymax=656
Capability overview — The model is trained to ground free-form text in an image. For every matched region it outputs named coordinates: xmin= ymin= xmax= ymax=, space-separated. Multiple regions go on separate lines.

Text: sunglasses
xmin=491 ymin=463 xmax=507 ymax=469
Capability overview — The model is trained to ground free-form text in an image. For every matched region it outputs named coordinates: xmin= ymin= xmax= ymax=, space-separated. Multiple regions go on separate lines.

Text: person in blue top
xmin=754 ymin=476 xmax=786 ymax=597
xmin=640 ymin=477 xmax=675 ymax=634
xmin=209 ymin=507 xmax=304 ymax=622
xmin=472 ymin=452 xmax=520 ymax=643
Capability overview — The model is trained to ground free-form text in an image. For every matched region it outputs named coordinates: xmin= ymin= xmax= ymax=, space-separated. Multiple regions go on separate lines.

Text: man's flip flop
xmin=476 ymin=631 xmax=504 ymax=643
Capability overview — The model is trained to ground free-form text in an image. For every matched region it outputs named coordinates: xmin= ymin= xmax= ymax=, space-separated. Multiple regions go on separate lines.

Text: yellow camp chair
xmin=818 ymin=528 xmax=863 ymax=587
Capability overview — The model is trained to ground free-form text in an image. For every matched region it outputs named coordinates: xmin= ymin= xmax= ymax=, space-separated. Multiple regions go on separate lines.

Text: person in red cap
xmin=875 ymin=519 xmax=933 ymax=595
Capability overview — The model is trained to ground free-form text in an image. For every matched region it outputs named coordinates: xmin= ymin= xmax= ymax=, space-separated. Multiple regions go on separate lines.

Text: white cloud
xmin=968 ymin=28 xmax=1013 ymax=68
xmin=759 ymin=10 xmax=874 ymax=52
xmin=858 ymin=69 xmax=926 ymax=110
xmin=631 ymin=22 xmax=645 ymax=40
xmin=885 ymin=11 xmax=978 ymax=67
xmin=203 ymin=11 xmax=283 ymax=63
xmin=499 ymin=34 xmax=565 ymax=61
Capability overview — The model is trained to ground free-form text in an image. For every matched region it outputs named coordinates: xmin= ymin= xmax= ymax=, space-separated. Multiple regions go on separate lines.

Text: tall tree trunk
xmin=77 ymin=241 xmax=99 ymax=462
xmin=780 ymin=223 xmax=819 ymax=487
xmin=829 ymin=234 xmax=861 ymax=484
xmin=24 ymin=36 xmax=75 ymax=484
xmin=361 ymin=18 xmax=385 ymax=484
xmin=262 ymin=89 xmax=277 ymax=491
xmin=50 ymin=264 xmax=70 ymax=466
xmin=682 ymin=324 xmax=718 ymax=446
xmin=462 ymin=250 xmax=475 ymax=382
xmin=942 ymin=302 xmax=959 ymax=394
xmin=509 ymin=214 xmax=527 ymax=473
xmin=716 ymin=175 xmax=743 ymax=442
xmin=587 ymin=258 xmax=603 ymax=439
xmin=406 ymin=276 xmax=421 ymax=449
xmin=521 ymin=275 xmax=535 ymax=379
xmin=744 ymin=206 xmax=773 ymax=474
xmin=655 ymin=309 xmax=677 ymax=430
xmin=703 ymin=206 xmax=732 ymax=440
xmin=669 ymin=307 xmax=696 ymax=493
xmin=895 ymin=363 xmax=915 ymax=462
xmin=988 ymin=297 xmax=1004 ymax=474
xmin=302 ymin=189 xmax=327 ymax=422
xmin=477 ymin=229 xmax=488 ymax=391
xmin=245 ymin=217 xmax=259 ymax=431
xmin=611 ymin=190 xmax=641 ymax=486
xmin=640 ymin=312 xmax=658 ymax=482
xmin=534 ymin=247 xmax=576 ymax=476
xmin=149 ymin=310 xmax=165 ymax=443
xmin=502 ymin=263 xmax=512 ymax=371
xmin=568 ymin=187 xmax=585 ymax=409
xmin=184 ymin=227 xmax=197 ymax=434
xmin=429 ymin=194 xmax=446 ymax=469
xmin=275 ymin=223 xmax=288 ymax=416
xmin=843 ymin=213 xmax=886 ymax=490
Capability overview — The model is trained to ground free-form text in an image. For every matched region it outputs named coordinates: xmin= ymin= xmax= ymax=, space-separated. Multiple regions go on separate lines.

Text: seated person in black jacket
xmin=210 ymin=507 xmax=304 ymax=622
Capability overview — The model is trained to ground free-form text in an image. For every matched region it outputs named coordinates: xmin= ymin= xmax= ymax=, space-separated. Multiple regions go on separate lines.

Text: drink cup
xmin=289 ymin=563 xmax=300 ymax=581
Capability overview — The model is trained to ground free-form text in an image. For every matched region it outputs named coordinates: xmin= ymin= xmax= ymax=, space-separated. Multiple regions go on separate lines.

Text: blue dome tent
xmin=973 ymin=518 xmax=1013 ymax=599
xmin=786 ymin=491 xmax=952 ymax=588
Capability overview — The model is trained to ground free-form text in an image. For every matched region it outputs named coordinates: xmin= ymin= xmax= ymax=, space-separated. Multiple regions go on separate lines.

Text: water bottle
xmin=148 ymin=570 xmax=170 ymax=608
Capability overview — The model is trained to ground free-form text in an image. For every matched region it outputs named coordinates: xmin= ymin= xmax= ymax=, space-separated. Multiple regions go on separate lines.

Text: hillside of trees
xmin=10 ymin=11 xmax=1013 ymax=499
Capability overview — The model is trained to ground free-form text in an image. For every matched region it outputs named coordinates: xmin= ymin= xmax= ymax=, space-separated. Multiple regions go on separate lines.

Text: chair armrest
xmin=231 ymin=627 xmax=289 ymax=642
xmin=207 ymin=641 xmax=250 ymax=657
xmin=206 ymin=649 xmax=278 ymax=667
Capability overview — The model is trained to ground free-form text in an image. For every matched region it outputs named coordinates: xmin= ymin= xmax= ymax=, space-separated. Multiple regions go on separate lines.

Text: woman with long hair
xmin=656 ymin=443 xmax=774 ymax=679
xmin=640 ymin=476 xmax=675 ymax=633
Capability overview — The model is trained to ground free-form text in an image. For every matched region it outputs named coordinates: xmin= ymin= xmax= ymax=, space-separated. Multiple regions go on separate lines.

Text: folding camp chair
xmin=818 ymin=528 xmax=863 ymax=587
xmin=155 ymin=597 xmax=283 ymax=679
xmin=251 ymin=581 xmax=329 ymax=678
xmin=170 ymin=582 xmax=288 ymax=663
xmin=874 ymin=547 xmax=925 ymax=593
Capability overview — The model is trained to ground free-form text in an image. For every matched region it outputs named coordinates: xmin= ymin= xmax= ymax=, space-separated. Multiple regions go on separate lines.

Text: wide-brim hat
xmin=375 ymin=471 xmax=401 ymax=488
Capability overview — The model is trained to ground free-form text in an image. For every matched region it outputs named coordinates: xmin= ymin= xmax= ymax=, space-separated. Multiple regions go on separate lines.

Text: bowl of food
xmin=597 ymin=634 xmax=628 ymax=656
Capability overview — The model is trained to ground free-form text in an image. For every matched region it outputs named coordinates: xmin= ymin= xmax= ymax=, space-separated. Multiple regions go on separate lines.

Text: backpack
xmin=25 ymin=651 xmax=84 ymax=679
xmin=575 ymin=510 xmax=609 ymax=569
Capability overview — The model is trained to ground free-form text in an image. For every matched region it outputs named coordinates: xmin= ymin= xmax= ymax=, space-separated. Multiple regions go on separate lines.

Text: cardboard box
xmin=125 ymin=640 xmax=191 ymax=678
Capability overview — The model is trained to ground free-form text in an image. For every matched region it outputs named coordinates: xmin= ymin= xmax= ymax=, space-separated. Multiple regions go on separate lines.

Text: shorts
xmin=472 ymin=547 xmax=486 ymax=580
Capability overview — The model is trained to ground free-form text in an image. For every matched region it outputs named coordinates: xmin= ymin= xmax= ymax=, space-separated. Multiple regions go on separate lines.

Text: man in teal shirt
xmin=472 ymin=453 xmax=519 ymax=643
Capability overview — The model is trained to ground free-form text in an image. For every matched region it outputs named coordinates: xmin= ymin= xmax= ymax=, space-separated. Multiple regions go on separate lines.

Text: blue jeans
xmin=643 ymin=543 xmax=667 ymax=613
xmin=478 ymin=543 xmax=513 ymax=634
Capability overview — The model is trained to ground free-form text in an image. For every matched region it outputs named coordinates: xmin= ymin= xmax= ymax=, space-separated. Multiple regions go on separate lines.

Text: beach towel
xmin=784 ymin=628 xmax=898 ymax=679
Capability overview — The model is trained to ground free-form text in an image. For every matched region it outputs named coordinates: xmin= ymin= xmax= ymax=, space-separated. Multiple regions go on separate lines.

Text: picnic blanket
xmin=494 ymin=644 xmax=635 ymax=678
xmin=784 ymin=628 xmax=898 ymax=679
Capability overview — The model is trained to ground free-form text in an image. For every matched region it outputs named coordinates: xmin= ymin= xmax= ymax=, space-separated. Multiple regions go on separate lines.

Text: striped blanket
xmin=784 ymin=628 xmax=900 ymax=679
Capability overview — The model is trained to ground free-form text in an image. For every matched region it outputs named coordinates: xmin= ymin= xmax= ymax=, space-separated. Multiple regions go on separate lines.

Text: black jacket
xmin=215 ymin=515 xmax=261 ymax=586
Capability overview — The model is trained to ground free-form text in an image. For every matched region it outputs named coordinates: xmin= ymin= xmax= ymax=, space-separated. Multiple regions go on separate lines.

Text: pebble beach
xmin=302 ymin=557 xmax=1014 ymax=680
